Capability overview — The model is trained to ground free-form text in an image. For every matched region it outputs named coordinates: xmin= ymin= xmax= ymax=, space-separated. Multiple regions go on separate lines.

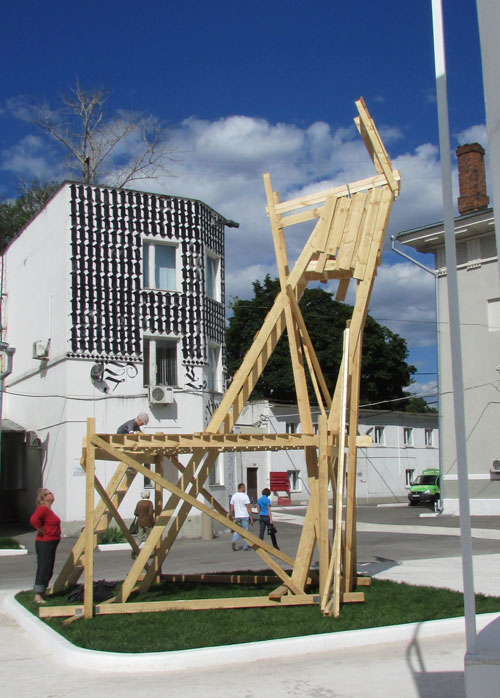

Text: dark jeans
xmin=259 ymin=515 xmax=270 ymax=539
xmin=34 ymin=539 xmax=59 ymax=593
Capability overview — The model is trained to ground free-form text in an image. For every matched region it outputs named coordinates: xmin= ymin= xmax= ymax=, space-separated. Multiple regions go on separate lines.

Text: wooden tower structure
xmin=42 ymin=98 xmax=400 ymax=621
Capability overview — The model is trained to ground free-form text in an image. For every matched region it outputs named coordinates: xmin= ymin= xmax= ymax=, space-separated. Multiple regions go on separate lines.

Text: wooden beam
xmin=83 ymin=418 xmax=96 ymax=619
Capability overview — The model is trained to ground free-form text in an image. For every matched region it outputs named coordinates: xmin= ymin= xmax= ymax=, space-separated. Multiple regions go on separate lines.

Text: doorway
xmin=246 ymin=467 xmax=258 ymax=504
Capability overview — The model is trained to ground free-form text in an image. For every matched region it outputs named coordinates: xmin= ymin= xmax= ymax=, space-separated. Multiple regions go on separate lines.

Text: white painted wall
xmin=239 ymin=401 xmax=439 ymax=505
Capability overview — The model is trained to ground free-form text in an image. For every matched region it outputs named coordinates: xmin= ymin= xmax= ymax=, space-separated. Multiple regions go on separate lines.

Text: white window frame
xmin=403 ymin=427 xmax=413 ymax=447
xmin=286 ymin=422 xmax=298 ymax=434
xmin=209 ymin=455 xmax=224 ymax=486
xmin=405 ymin=468 xmax=415 ymax=488
xmin=207 ymin=344 xmax=221 ymax=393
xmin=143 ymin=337 xmax=179 ymax=387
xmin=206 ymin=252 xmax=220 ymax=302
xmin=373 ymin=426 xmax=385 ymax=445
xmin=288 ymin=470 xmax=301 ymax=492
xmin=424 ymin=428 xmax=433 ymax=447
xmin=143 ymin=240 xmax=178 ymax=291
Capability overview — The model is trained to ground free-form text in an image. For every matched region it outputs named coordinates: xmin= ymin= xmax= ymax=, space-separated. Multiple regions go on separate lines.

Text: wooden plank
xmin=268 ymin=585 xmax=289 ymax=600
xmin=356 ymin=576 xmax=372 ymax=586
xmin=83 ymin=418 xmax=96 ymax=619
xmin=39 ymin=594 xmax=320 ymax=618
xmin=335 ymin=278 xmax=350 ymax=301
xmin=270 ymin=172 xmax=399 ymax=215
xmin=162 ymin=573 xmax=288 ymax=585
xmin=332 ymin=328 xmax=350 ymax=618
xmin=354 ymin=97 xmax=399 ymax=196
xmin=351 ymin=187 xmax=383 ymax=280
xmin=344 ymin=338 xmax=362 ymax=593
xmin=334 ymin=192 xmax=367 ymax=271
xmin=317 ymin=195 xmax=350 ymax=274
xmin=280 ymin=206 xmax=324 ymax=227
xmin=318 ymin=414 xmax=330 ymax=601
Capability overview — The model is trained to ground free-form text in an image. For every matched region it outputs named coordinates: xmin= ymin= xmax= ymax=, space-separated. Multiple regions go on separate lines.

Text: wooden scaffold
xmin=42 ymin=98 xmax=400 ymax=621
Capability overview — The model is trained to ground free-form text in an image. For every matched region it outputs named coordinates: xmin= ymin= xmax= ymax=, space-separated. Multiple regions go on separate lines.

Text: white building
xmin=237 ymin=400 xmax=439 ymax=505
xmin=0 ymin=182 xmax=237 ymax=534
xmin=397 ymin=143 xmax=500 ymax=515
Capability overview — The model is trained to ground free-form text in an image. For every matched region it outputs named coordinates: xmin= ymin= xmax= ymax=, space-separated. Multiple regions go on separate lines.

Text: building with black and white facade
xmin=0 ymin=182 xmax=236 ymax=534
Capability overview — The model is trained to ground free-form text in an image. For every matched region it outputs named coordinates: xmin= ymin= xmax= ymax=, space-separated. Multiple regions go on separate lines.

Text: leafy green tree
xmin=0 ymin=180 xmax=59 ymax=251
xmin=226 ymin=275 xmax=428 ymax=411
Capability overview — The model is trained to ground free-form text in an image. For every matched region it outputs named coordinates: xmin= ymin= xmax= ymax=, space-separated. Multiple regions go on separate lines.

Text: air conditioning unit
xmin=33 ymin=339 xmax=50 ymax=360
xmin=490 ymin=459 xmax=500 ymax=480
xmin=148 ymin=385 xmax=174 ymax=404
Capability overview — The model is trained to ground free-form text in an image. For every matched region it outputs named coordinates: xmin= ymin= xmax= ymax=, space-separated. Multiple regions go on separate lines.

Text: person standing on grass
xmin=131 ymin=490 xmax=155 ymax=559
xmin=230 ymin=483 xmax=253 ymax=551
xmin=30 ymin=488 xmax=61 ymax=604
xmin=256 ymin=487 xmax=273 ymax=540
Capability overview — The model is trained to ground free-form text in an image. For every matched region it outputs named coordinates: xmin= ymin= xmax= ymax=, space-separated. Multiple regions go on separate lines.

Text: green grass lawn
xmin=15 ymin=574 xmax=500 ymax=654
xmin=0 ymin=536 xmax=22 ymax=549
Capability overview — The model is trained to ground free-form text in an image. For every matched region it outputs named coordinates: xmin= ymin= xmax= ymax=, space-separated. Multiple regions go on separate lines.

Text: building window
xmin=143 ymin=338 xmax=177 ymax=386
xmin=209 ymin=455 xmax=223 ymax=486
xmin=207 ymin=344 xmax=220 ymax=392
xmin=206 ymin=253 xmax=219 ymax=301
xmin=487 ymin=298 xmax=500 ymax=332
xmin=288 ymin=470 xmax=301 ymax=491
xmin=143 ymin=241 xmax=177 ymax=290
xmin=403 ymin=427 xmax=413 ymax=446
xmin=405 ymin=469 xmax=415 ymax=487
xmin=373 ymin=426 xmax=384 ymax=445
xmin=286 ymin=422 xmax=297 ymax=434
xmin=425 ymin=428 xmax=433 ymax=447
xmin=143 ymin=465 xmax=153 ymax=489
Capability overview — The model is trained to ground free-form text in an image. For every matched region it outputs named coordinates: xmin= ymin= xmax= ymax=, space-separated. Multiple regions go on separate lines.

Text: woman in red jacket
xmin=30 ymin=488 xmax=61 ymax=604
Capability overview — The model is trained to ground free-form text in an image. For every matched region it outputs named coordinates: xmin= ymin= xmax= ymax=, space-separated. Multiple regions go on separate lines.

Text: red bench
xmin=270 ymin=472 xmax=291 ymax=506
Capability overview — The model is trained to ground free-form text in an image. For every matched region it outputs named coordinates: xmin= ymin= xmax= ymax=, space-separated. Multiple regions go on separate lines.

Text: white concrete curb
xmin=97 ymin=543 xmax=129 ymax=552
xmin=0 ymin=545 xmax=28 ymax=556
xmin=4 ymin=591 xmax=498 ymax=674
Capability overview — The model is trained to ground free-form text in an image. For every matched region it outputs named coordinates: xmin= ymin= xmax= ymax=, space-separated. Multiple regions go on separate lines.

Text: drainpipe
xmin=0 ymin=342 xmax=15 ymax=484
xmin=390 ymin=237 xmax=443 ymax=511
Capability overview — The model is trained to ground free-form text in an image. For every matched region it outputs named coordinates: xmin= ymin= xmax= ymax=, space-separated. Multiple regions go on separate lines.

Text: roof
xmin=0 ymin=419 xmax=25 ymax=433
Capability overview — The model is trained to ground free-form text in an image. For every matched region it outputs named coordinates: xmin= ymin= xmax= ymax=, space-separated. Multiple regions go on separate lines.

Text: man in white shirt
xmin=230 ymin=483 xmax=254 ymax=551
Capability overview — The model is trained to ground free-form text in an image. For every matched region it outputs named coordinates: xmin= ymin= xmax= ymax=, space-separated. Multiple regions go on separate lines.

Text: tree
xmin=29 ymin=81 xmax=177 ymax=188
xmin=0 ymin=179 xmax=59 ymax=251
xmin=226 ymin=275 xmax=429 ymax=411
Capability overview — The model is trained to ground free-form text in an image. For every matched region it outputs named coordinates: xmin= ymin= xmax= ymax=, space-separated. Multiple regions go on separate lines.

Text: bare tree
xmin=32 ymin=81 xmax=177 ymax=188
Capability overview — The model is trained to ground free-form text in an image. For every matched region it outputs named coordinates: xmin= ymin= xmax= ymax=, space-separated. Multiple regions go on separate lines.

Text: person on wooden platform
xmin=131 ymin=490 xmax=155 ymax=558
xmin=117 ymin=412 xmax=149 ymax=434
xmin=230 ymin=483 xmax=254 ymax=551
xmin=30 ymin=488 xmax=61 ymax=604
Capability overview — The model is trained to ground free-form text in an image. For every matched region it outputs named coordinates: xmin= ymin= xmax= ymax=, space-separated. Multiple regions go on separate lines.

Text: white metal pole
xmin=431 ymin=0 xmax=477 ymax=654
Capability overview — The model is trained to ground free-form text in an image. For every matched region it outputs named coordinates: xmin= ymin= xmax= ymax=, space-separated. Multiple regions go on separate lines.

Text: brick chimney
xmin=456 ymin=143 xmax=489 ymax=216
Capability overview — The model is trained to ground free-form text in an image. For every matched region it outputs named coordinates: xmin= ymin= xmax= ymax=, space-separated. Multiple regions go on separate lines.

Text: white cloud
xmin=369 ymin=262 xmax=437 ymax=348
xmin=0 ymin=134 xmax=61 ymax=180
xmin=456 ymin=123 xmax=487 ymax=148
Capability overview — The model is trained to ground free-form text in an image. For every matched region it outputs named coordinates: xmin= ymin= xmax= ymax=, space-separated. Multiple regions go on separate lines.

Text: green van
xmin=408 ymin=468 xmax=440 ymax=506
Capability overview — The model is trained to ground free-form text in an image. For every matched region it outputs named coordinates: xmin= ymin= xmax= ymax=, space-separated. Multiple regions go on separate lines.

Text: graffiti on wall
xmin=90 ymin=361 xmax=138 ymax=393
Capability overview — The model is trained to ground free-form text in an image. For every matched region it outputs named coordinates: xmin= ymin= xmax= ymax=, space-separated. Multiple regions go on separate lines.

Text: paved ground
xmin=1 ymin=505 xmax=500 ymax=698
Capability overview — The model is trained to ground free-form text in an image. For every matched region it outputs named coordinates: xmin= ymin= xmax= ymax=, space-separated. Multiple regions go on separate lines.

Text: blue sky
xmin=1 ymin=1 xmax=488 ymax=404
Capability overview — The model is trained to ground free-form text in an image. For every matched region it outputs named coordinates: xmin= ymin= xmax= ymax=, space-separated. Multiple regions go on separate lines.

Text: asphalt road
xmin=1 ymin=504 xmax=499 ymax=591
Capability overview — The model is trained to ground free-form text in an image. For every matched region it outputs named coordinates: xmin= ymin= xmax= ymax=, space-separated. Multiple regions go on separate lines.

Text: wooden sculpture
xmin=42 ymin=98 xmax=400 ymax=621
